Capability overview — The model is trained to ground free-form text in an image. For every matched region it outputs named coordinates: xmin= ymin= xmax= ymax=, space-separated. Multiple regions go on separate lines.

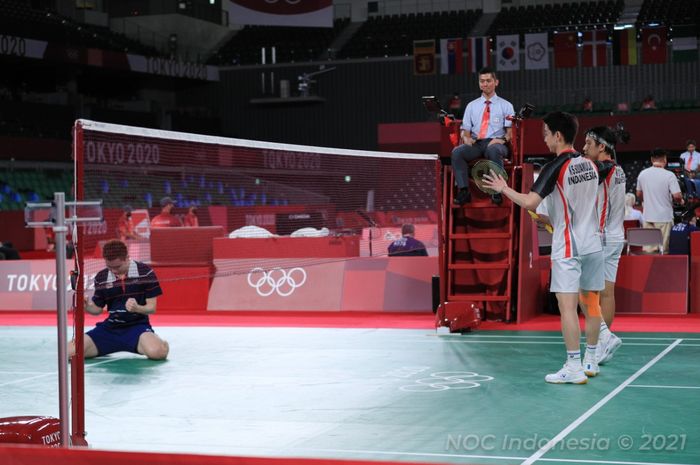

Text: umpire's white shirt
xmin=636 ymin=166 xmax=681 ymax=223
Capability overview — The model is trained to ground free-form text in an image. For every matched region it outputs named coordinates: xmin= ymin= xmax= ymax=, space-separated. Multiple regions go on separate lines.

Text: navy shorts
xmin=87 ymin=322 xmax=154 ymax=356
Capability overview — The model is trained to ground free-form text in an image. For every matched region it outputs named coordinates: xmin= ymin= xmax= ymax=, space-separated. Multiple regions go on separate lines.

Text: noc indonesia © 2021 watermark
xmin=445 ymin=433 xmax=688 ymax=452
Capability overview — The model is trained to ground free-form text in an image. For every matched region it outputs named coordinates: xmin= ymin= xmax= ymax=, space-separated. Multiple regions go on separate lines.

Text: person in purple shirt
xmin=388 ymin=224 xmax=428 ymax=257
xmin=669 ymin=209 xmax=699 ymax=255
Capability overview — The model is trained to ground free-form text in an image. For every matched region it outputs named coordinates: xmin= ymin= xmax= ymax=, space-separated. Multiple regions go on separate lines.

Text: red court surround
xmin=208 ymin=257 xmax=438 ymax=312
xmin=615 ymin=255 xmax=688 ymax=315
xmin=536 ymin=255 xmax=689 ymax=315
xmin=0 ymin=444 xmax=480 ymax=465
xmin=2 ymin=311 xmax=700 ymax=333
xmin=691 ymin=232 xmax=700 ymax=314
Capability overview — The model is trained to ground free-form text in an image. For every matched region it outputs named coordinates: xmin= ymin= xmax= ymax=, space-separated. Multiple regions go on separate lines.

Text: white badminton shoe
xmin=583 ymin=352 xmax=599 ymax=377
xmin=545 ymin=363 xmax=588 ymax=384
xmin=596 ymin=333 xmax=622 ymax=365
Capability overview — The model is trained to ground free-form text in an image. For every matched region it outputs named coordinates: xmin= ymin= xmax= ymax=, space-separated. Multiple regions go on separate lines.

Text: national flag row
xmin=415 ymin=26 xmax=698 ymax=75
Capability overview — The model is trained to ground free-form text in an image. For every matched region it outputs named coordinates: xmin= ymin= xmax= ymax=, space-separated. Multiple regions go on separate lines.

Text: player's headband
xmin=586 ymin=131 xmax=615 ymax=150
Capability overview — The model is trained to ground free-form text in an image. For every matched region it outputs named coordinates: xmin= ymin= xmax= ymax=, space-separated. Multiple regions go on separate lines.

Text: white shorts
xmin=550 ymin=251 xmax=605 ymax=293
xmin=603 ymin=242 xmax=624 ymax=283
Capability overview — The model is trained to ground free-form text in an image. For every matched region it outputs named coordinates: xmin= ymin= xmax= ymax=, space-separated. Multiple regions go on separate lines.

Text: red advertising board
xmin=208 ymin=257 xmax=438 ymax=312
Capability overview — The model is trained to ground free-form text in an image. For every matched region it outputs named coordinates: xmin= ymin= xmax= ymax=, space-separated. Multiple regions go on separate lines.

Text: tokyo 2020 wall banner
xmin=226 ymin=0 xmax=333 ymax=28
xmin=0 ymin=260 xmax=74 ymax=311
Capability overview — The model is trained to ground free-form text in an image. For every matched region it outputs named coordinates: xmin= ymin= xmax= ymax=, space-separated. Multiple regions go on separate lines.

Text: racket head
xmin=471 ymin=160 xmax=508 ymax=195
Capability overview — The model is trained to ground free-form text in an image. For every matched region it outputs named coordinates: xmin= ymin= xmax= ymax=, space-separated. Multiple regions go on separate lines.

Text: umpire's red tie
xmin=478 ymin=100 xmax=491 ymax=139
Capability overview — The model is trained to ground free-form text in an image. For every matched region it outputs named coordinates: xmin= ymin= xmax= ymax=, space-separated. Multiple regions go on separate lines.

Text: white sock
xmin=566 ymin=350 xmax=581 ymax=366
xmin=585 ymin=345 xmax=597 ymax=359
xmin=600 ymin=321 xmax=610 ymax=336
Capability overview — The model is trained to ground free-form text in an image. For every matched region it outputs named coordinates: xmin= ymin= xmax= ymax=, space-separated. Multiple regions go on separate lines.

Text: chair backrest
xmin=626 ymin=227 xmax=663 ymax=254
xmin=684 ymin=177 xmax=698 ymax=198
xmin=623 ymin=219 xmax=640 ymax=233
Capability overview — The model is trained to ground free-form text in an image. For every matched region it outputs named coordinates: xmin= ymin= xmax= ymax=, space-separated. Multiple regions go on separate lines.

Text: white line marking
xmin=618 ymin=337 xmax=700 ymax=341
xmin=420 ymin=340 xmax=679 ymax=346
xmin=520 ymin=339 xmax=683 ymax=465
xmin=0 ymin=372 xmax=56 ymax=387
xmin=300 ymin=447 xmax=697 ymax=465
xmin=429 ymin=334 xmax=700 ymax=341
xmin=0 ymin=358 xmax=124 ymax=388
xmin=628 ymin=384 xmax=700 ymax=390
xmin=0 ymin=371 xmax=51 ymax=375
xmin=299 ymin=447 xmax=524 ymax=462
xmin=537 ymin=458 xmax=698 ymax=465
xmin=429 ymin=334 xmax=565 ymax=338
xmin=429 ymin=340 xmax=564 ymax=344
xmin=592 ymin=343 xmax=681 ymax=347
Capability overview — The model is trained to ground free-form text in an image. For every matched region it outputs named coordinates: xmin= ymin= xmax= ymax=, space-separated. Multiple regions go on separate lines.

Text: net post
xmin=514 ymin=118 xmax=524 ymax=166
xmin=71 ymin=120 xmax=88 ymax=447
xmin=23 ymin=187 xmax=100 ymax=447
xmin=434 ymin=158 xmax=444 ymax=313
xmin=54 ymin=192 xmax=71 ymax=448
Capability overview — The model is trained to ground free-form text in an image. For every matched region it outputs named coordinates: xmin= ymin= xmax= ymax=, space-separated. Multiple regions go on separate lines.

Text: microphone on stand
xmin=355 ymin=209 xmax=377 ymax=227
xmin=355 ymin=210 xmax=377 ymax=256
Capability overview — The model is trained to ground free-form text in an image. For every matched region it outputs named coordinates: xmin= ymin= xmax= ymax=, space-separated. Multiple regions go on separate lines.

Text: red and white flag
xmin=226 ymin=0 xmax=333 ymax=28
xmin=553 ymin=31 xmax=578 ymax=68
xmin=641 ymin=26 xmax=668 ymax=64
xmin=466 ymin=37 xmax=491 ymax=73
xmin=582 ymin=30 xmax=607 ymax=67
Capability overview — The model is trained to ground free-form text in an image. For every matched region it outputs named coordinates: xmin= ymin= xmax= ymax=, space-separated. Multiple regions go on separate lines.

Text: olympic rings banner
xmin=226 ymin=0 xmax=333 ymax=28
xmin=208 ymin=257 xmax=438 ymax=311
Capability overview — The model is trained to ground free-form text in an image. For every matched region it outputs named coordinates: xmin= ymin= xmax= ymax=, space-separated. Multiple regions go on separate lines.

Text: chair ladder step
xmin=447 ymin=294 xmax=510 ymax=302
xmin=449 ymin=263 xmax=510 ymax=270
xmin=450 ymin=233 xmax=511 ymax=240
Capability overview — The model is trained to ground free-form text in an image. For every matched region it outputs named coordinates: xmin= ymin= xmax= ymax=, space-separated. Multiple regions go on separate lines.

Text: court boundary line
xmin=0 ymin=358 xmax=124 ymax=388
xmin=0 ymin=371 xmax=53 ymax=375
xmin=520 ymin=339 xmax=683 ymax=465
xmin=418 ymin=340 xmax=688 ymax=346
xmin=628 ymin=384 xmax=700 ymax=389
xmin=429 ymin=334 xmax=700 ymax=341
xmin=300 ymin=446 xmax=696 ymax=465
xmin=298 ymin=447 xmax=525 ymax=462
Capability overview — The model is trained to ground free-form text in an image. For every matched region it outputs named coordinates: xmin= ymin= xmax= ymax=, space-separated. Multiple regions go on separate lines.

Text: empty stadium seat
xmin=488 ymin=0 xmax=623 ymax=35
xmin=210 ymin=18 xmax=349 ymax=65
xmin=339 ymin=10 xmax=482 ymax=59
xmin=0 ymin=0 xmax=161 ymax=57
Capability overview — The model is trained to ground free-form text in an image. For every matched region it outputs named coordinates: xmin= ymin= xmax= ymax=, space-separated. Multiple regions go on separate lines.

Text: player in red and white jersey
xmin=484 ymin=112 xmax=604 ymax=384
xmin=582 ymin=126 xmax=626 ymax=365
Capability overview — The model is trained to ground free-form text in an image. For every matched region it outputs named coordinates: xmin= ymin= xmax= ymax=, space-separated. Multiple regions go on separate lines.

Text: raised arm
xmin=482 ymin=170 xmax=543 ymax=210
xmin=126 ymin=297 xmax=157 ymax=315
xmin=84 ymin=296 xmax=104 ymax=315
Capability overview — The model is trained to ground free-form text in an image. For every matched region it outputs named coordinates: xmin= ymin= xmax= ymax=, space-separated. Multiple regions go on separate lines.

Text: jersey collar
xmin=106 ymin=259 xmax=138 ymax=282
xmin=557 ymin=147 xmax=577 ymax=156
